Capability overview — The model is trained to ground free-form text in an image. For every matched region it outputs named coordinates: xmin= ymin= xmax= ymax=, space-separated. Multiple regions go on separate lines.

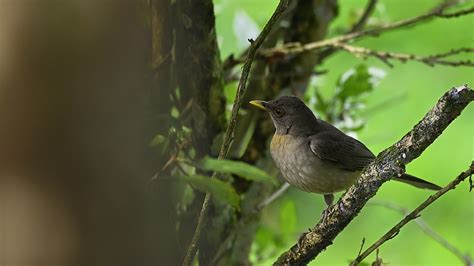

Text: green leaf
xmin=179 ymin=175 xmax=240 ymax=209
xmin=171 ymin=106 xmax=180 ymax=118
xmin=336 ymin=64 xmax=373 ymax=99
xmin=196 ymin=156 xmax=274 ymax=183
xmin=149 ymin=134 xmax=166 ymax=147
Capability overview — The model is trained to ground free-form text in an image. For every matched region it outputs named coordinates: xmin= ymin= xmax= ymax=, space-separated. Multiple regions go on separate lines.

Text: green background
xmin=214 ymin=0 xmax=474 ymax=265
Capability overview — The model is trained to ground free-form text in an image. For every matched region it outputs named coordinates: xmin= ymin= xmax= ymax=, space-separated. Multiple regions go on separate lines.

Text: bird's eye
xmin=274 ymin=108 xmax=285 ymax=117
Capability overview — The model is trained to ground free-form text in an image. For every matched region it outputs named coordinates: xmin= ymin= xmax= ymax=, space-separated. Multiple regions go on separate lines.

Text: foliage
xmin=179 ymin=175 xmax=240 ymax=209
xmin=196 ymin=156 xmax=275 ymax=183
xmin=149 ymin=134 xmax=166 ymax=147
xmin=307 ymin=64 xmax=386 ymax=133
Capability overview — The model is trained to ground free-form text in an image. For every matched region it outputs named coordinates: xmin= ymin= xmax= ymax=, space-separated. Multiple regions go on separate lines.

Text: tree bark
xmin=150 ymin=0 xmax=226 ymax=262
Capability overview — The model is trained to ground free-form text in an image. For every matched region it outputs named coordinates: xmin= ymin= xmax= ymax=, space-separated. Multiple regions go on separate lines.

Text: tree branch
xmin=273 ymin=85 xmax=474 ymax=265
xmin=332 ymin=44 xmax=474 ymax=67
xmin=349 ymin=0 xmax=378 ymax=33
xmin=317 ymin=0 xmax=378 ymax=64
xmin=181 ymin=1 xmax=289 ymax=265
xmin=437 ymin=6 xmax=474 ymax=18
xmin=353 ymin=164 xmax=474 ymax=265
xmin=261 ymin=3 xmax=474 ymax=58
xmin=223 ymin=1 xmax=473 ymax=74
xmin=368 ymin=200 xmax=474 ymax=266
xmin=257 ymin=182 xmax=291 ymax=210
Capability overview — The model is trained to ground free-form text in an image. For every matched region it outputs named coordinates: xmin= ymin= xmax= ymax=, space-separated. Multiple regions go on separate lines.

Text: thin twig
xmin=151 ymin=153 xmax=178 ymax=180
xmin=469 ymin=174 xmax=473 ymax=192
xmin=438 ymin=6 xmax=474 ymax=18
xmin=317 ymin=0 xmax=378 ymax=63
xmin=356 ymin=238 xmax=366 ymax=257
xmin=225 ymin=69 xmax=327 ymax=84
xmin=151 ymin=139 xmax=189 ymax=181
xmin=274 ymin=86 xmax=474 ymax=265
xmin=351 ymin=162 xmax=474 ymax=265
xmin=181 ymin=1 xmax=290 ymax=265
xmin=223 ymin=1 xmax=472 ymax=71
xmin=257 ymin=182 xmax=290 ymax=210
xmin=373 ymin=249 xmax=383 ymax=266
xmin=261 ymin=3 xmax=474 ymax=58
xmin=224 ymin=0 xmax=377 ymax=72
xmin=369 ymin=200 xmax=474 ymax=266
xmin=350 ymin=0 xmax=378 ymax=33
xmin=332 ymin=44 xmax=474 ymax=68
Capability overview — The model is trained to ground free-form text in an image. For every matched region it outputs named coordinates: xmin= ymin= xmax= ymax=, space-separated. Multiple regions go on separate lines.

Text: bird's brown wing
xmin=309 ymin=129 xmax=441 ymax=190
xmin=309 ymin=131 xmax=375 ymax=171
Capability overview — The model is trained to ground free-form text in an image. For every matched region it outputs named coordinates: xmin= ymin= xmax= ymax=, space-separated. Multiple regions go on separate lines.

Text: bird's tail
xmin=393 ymin=173 xmax=442 ymax=190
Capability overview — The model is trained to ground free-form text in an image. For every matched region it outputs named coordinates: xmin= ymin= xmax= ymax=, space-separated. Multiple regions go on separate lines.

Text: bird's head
xmin=249 ymin=95 xmax=319 ymax=135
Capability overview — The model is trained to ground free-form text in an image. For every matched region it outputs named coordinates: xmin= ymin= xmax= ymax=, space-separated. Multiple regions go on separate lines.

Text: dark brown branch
xmin=349 ymin=0 xmax=378 ymax=33
xmin=181 ymin=1 xmax=290 ymax=265
xmin=332 ymin=44 xmax=474 ymax=67
xmin=356 ymin=238 xmax=366 ymax=258
xmin=470 ymin=174 xmax=473 ymax=192
xmin=353 ymin=163 xmax=474 ymax=265
xmin=273 ymin=85 xmax=474 ymax=265
xmin=262 ymin=3 xmax=474 ymax=58
xmin=369 ymin=200 xmax=474 ymax=266
xmin=437 ymin=6 xmax=474 ymax=18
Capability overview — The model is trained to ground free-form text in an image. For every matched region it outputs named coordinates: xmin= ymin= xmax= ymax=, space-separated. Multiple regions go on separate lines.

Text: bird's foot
xmin=320 ymin=194 xmax=335 ymax=222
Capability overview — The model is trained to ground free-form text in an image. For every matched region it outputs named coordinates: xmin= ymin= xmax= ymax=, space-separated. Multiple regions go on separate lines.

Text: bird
xmin=249 ymin=95 xmax=441 ymax=211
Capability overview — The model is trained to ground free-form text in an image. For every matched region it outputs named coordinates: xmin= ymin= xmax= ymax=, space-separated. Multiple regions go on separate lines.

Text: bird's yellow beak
xmin=249 ymin=100 xmax=269 ymax=111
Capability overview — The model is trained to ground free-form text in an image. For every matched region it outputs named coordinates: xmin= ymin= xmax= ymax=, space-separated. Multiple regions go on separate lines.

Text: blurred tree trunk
xmin=0 ymin=0 xmax=182 ymax=265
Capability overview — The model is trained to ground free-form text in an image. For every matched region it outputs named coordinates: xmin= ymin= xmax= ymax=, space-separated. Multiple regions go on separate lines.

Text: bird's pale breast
xmin=270 ymin=133 xmax=359 ymax=194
